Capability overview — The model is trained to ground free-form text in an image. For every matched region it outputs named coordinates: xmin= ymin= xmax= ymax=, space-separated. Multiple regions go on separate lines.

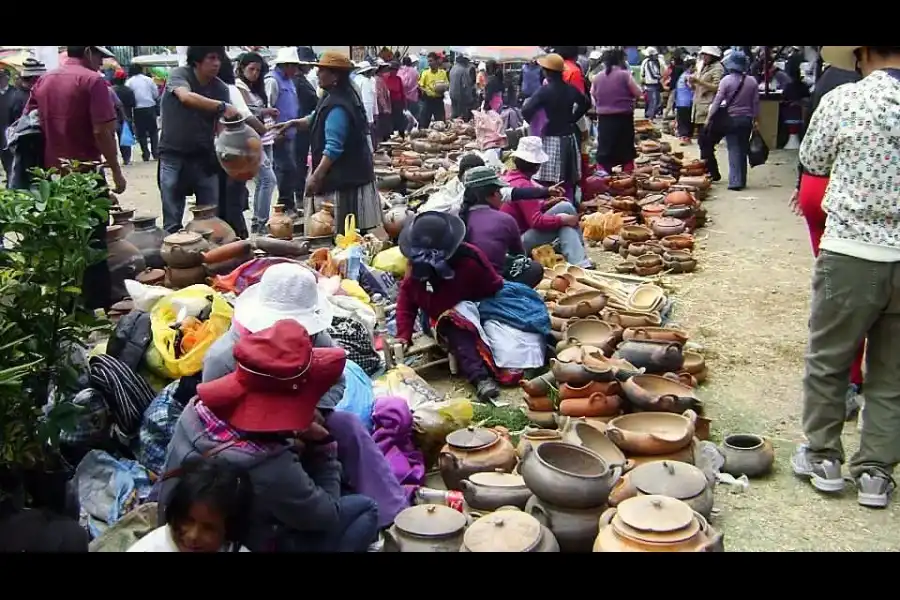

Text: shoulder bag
xmin=706 ymin=75 xmax=746 ymax=137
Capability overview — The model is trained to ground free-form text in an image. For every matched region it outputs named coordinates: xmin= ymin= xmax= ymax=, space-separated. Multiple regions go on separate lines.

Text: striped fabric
xmin=88 ymin=355 xmax=156 ymax=446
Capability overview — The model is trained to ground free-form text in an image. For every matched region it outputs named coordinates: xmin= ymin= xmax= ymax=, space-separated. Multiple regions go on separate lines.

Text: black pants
xmin=273 ymin=137 xmax=299 ymax=212
xmin=85 ymin=184 xmax=111 ymax=310
xmin=0 ymin=147 xmax=12 ymax=186
xmin=419 ymin=96 xmax=445 ymax=129
xmin=391 ymin=100 xmax=406 ymax=137
xmin=133 ymin=107 xmax=158 ymax=160
xmin=294 ymin=131 xmax=310 ymax=209
xmin=675 ymin=107 xmax=693 ymax=138
xmin=698 ymin=115 xmax=753 ymax=188
xmin=217 ymin=170 xmax=249 ymax=239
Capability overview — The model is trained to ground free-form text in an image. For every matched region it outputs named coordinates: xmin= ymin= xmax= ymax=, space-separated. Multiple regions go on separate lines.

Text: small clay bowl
xmin=635 ymin=253 xmax=663 ymax=268
xmin=634 ymin=264 xmax=663 ymax=277
xmin=616 ymin=261 xmax=636 ymax=274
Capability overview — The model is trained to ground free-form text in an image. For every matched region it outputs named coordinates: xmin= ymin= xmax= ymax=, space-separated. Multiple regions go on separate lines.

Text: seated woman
xmin=129 ymin=460 xmax=252 ymax=552
xmin=202 ymin=263 xmax=408 ymax=530
xmin=501 ymin=136 xmax=591 ymax=268
xmin=160 ymin=320 xmax=380 ymax=552
xmin=460 ymin=165 xmax=543 ymax=288
xmin=396 ymin=212 xmax=521 ymax=403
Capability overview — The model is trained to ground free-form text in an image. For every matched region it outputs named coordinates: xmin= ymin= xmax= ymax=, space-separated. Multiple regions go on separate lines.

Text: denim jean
xmin=158 ymin=153 xmax=219 ymax=234
xmin=521 ymin=201 xmax=589 ymax=267
xmin=699 ymin=115 xmax=753 ymax=189
xmin=273 ymin=137 xmax=299 ymax=212
xmin=645 ymin=84 xmax=662 ymax=119
xmin=281 ymin=494 xmax=380 ymax=552
xmin=252 ymin=145 xmax=277 ymax=232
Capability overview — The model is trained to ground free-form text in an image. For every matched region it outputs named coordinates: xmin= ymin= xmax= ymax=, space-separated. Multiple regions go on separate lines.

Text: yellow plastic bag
xmin=149 ymin=284 xmax=234 ymax=378
xmin=340 ymin=279 xmax=370 ymax=304
xmin=371 ymin=246 xmax=408 ymax=277
xmin=335 ymin=214 xmax=362 ymax=249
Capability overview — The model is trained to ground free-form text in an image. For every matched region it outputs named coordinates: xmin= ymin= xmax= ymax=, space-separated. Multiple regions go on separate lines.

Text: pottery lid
xmin=164 ymin=231 xmax=202 ymax=245
xmin=446 ymin=426 xmax=498 ymax=450
xmin=394 ymin=504 xmax=467 ymax=538
xmin=616 ymin=495 xmax=695 ymax=534
xmin=130 ymin=214 xmax=157 ymax=226
xmin=106 ymin=224 xmax=125 ymax=241
xmin=463 ymin=510 xmax=542 ymax=552
xmin=468 ymin=472 xmax=526 ymax=488
xmin=136 ymin=268 xmax=165 ymax=283
xmin=629 ymin=461 xmax=707 ymax=499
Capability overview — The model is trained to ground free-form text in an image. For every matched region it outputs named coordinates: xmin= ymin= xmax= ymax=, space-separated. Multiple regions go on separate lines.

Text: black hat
xmin=398 ymin=212 xmax=466 ymax=259
xmin=296 ymin=46 xmax=318 ymax=64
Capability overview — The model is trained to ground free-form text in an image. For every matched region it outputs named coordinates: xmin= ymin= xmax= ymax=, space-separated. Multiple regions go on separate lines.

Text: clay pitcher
xmin=215 ymin=116 xmax=262 ymax=181
xmin=267 ymin=204 xmax=294 ymax=240
xmin=186 ymin=205 xmax=237 ymax=246
xmin=308 ymin=202 xmax=336 ymax=237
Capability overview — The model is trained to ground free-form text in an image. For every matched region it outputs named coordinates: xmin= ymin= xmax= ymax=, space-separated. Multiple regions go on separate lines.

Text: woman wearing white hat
xmin=791 ymin=45 xmax=900 ymax=509
xmin=690 ymin=46 xmax=725 ymax=178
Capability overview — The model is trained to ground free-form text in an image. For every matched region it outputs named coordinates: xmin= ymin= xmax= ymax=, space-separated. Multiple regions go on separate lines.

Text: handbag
xmin=706 ymin=75 xmax=746 ymax=137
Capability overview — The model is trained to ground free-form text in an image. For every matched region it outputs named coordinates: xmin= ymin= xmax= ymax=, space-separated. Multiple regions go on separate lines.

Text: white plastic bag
xmin=124 ymin=279 xmax=173 ymax=312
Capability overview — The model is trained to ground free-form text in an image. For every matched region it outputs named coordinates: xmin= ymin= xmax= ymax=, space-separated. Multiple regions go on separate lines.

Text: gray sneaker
xmin=857 ymin=472 xmax=896 ymax=509
xmin=791 ymin=444 xmax=845 ymax=493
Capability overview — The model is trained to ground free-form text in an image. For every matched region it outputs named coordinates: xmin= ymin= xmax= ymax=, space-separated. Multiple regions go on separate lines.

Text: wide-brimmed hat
xmin=274 ymin=46 xmax=301 ymax=66
xmin=463 ymin=166 xmax=505 ymax=190
xmin=375 ymin=58 xmax=390 ymax=71
xmin=537 ymin=53 xmax=565 ymax=72
xmin=197 ymin=320 xmax=346 ymax=433
xmin=398 ymin=212 xmax=466 ymax=260
xmin=20 ymin=58 xmax=46 ymax=78
xmin=355 ymin=60 xmax=376 ymax=74
xmin=821 ymin=46 xmax=862 ymax=72
xmin=723 ymin=51 xmax=749 ymax=73
xmin=310 ymin=51 xmax=356 ymax=71
xmin=233 ymin=263 xmax=333 ymax=335
xmin=296 ymin=46 xmax=318 ymax=64
xmin=699 ymin=46 xmax=723 ymax=59
xmin=512 ymin=136 xmax=549 ymax=164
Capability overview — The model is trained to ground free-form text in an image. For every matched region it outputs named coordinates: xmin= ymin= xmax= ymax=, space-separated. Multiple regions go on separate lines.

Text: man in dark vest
xmin=265 ymin=47 xmax=302 ymax=216
xmin=294 ymin=47 xmax=320 ymax=215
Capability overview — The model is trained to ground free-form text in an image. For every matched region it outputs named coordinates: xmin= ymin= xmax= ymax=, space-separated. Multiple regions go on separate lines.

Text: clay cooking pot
xmin=605 ymin=411 xmax=697 ymax=456
xmin=439 ymin=426 xmax=517 ymax=491
xmin=519 ymin=442 xmax=621 ymax=509
xmin=621 ymin=373 xmax=701 ymax=413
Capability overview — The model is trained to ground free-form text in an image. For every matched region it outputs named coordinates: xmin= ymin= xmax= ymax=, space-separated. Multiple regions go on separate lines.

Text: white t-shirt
xmin=127 ymin=525 xmax=250 ymax=553
xmin=228 ymin=84 xmax=252 ymax=119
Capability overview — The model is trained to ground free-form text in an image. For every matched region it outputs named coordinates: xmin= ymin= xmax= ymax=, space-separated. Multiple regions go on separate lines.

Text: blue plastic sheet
xmin=336 ymin=360 xmax=376 ymax=432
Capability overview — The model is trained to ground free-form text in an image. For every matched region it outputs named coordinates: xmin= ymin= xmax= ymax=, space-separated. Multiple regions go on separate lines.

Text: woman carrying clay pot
xmin=590 ymin=47 xmax=644 ymax=174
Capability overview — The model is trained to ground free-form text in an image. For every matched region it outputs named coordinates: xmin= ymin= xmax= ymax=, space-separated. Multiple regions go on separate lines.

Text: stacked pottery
xmin=110 ymin=207 xmax=135 ymax=236
xmin=594 ymin=495 xmax=723 ymax=552
xmin=520 ymin=441 xmax=621 ymax=553
xmin=608 ymin=459 xmax=715 ymax=518
xmin=605 ymin=410 xmax=699 ymax=469
xmin=437 ymin=426 xmax=517 ymax=491
xmin=460 ymin=508 xmax=559 ymax=552
xmin=106 ymin=225 xmax=146 ymax=303
xmin=160 ymin=231 xmax=210 ymax=288
xmin=185 ymin=205 xmax=237 ymax=246
xmin=519 ymin=373 xmax=559 ymax=428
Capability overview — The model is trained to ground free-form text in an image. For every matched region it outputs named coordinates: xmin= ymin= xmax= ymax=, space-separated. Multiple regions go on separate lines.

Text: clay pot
xmin=254 ymin=236 xmax=310 ymax=257
xmin=201 ymin=239 xmax=251 ymax=265
xmin=266 ymin=204 xmax=294 ymax=240
xmin=519 ymin=442 xmax=621 ymax=509
xmin=651 ymin=217 xmax=686 ymax=238
xmin=628 ymin=284 xmax=666 ymax=312
xmin=616 ymin=261 xmax=635 ymax=274
xmin=678 ymin=175 xmax=711 ymax=191
xmin=608 ymin=460 xmax=714 ymax=518
xmin=439 ymin=427 xmax=518 ymax=491
xmin=215 ymin=116 xmax=262 ymax=181
xmin=461 ymin=509 xmax=559 ymax=552
xmin=622 ymin=374 xmax=702 ymax=413
xmin=611 ymin=197 xmax=638 ymax=212
xmin=558 ymin=379 xmax=620 ymax=399
xmin=615 ymin=339 xmax=684 ymax=374
xmin=384 ymin=505 xmax=466 ymax=552
xmin=401 ymin=168 xmax=436 ymax=183
xmin=720 ymin=434 xmax=775 ymax=478
xmin=161 ymin=231 xmax=210 ymax=268
xmin=623 ymin=327 xmax=689 ymax=345
xmin=635 ymin=264 xmax=663 ymax=277
xmin=136 ymin=268 xmax=165 ymax=287
xmin=166 ymin=265 xmax=208 ymax=288
xmin=106 ymin=225 xmax=146 ymax=303
xmin=602 ymin=236 xmax=620 ymax=252
xmin=561 ymin=420 xmax=628 ymax=468
xmin=550 ymin=275 xmax=573 ymax=293
xmin=627 ymin=243 xmax=649 ymax=257
xmin=524 ymin=395 xmax=555 ymax=412
xmin=594 ymin=495 xmax=723 ymax=552
xmin=559 ymin=394 xmax=623 ymax=418
xmin=383 ymin=205 xmax=412 ymax=240
xmin=608 ymin=175 xmax=636 ymax=192
xmin=110 ymin=207 xmax=135 ymax=236
xmin=187 ymin=205 xmax=237 ymax=246
xmin=663 ymin=205 xmax=693 ymax=220
xmin=376 ymin=174 xmax=403 ymax=191
xmin=682 ymin=351 xmax=706 ymax=375
xmin=660 ymin=234 xmax=695 ymax=251
xmin=665 ymin=190 xmax=696 ymax=207
xmin=561 ymin=318 xmax=623 ymax=352
xmin=635 ymin=253 xmax=662 ymax=269
xmin=308 ymin=203 xmax=335 ymax=237
xmin=460 ymin=472 xmax=533 ymax=512
xmin=551 ymin=344 xmax=615 ymax=385
xmin=525 ymin=410 xmax=558 ymax=429
xmin=550 ymin=290 xmax=607 ymax=319
xmin=641 ymin=204 xmax=665 ymax=224
xmin=517 ymin=429 xmax=563 ymax=459
xmin=581 ymin=353 xmax=641 ymax=381
xmin=601 ymin=308 xmax=662 ymax=329
xmin=640 ymin=177 xmax=671 ymax=193
xmin=206 ymin=255 xmax=251 ymax=276
xmin=520 ymin=373 xmax=556 ymax=397
xmin=605 ymin=411 xmax=697 ymax=456
xmin=526 ymin=496 xmax=606 ymax=553
xmin=126 ymin=214 xmax=166 ymax=269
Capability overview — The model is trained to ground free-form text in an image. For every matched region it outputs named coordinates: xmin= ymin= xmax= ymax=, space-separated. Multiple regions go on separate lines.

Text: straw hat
xmin=310 ymin=51 xmax=356 ymax=71
xmin=821 ymin=46 xmax=862 ymax=72
xmin=537 ymin=53 xmax=565 ymax=72
xmin=274 ymin=46 xmax=301 ymax=65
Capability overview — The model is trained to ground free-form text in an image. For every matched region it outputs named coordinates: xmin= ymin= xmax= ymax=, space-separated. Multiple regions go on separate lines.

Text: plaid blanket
xmin=535 ymin=134 xmax=581 ymax=185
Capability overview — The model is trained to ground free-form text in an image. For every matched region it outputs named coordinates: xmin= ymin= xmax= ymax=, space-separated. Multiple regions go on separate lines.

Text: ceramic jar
xmin=215 ymin=116 xmax=262 ymax=181
xmin=594 ymin=495 xmax=723 ymax=552
xmin=459 ymin=472 xmax=533 ymax=512
xmin=519 ymin=442 xmax=621 ymax=509
xmin=161 ymin=231 xmax=210 ymax=269
xmin=460 ymin=509 xmax=559 ymax=552
xmin=526 ymin=495 xmax=607 ymax=553
xmin=202 ymin=240 xmax=252 ymax=265
xmin=166 ymin=265 xmax=208 ymax=288
xmin=186 ymin=205 xmax=237 ymax=246
xmin=608 ymin=460 xmax=714 ymax=518
xmin=267 ymin=204 xmax=294 ymax=240
xmin=559 ymin=394 xmax=623 ymax=418
xmin=438 ymin=427 xmax=517 ymax=491
xmin=621 ymin=374 xmax=701 ymax=413
xmin=384 ymin=504 xmax=467 ymax=552
xmin=719 ymin=434 xmax=775 ymax=478
xmin=106 ymin=225 xmax=146 ymax=303
xmin=126 ymin=215 xmax=166 ymax=269
xmin=520 ymin=373 xmax=557 ymax=397
xmin=308 ymin=202 xmax=336 ymax=237
xmin=136 ymin=268 xmax=165 ymax=287
xmin=110 ymin=207 xmax=135 ymax=236
xmin=651 ymin=217 xmax=687 ymax=238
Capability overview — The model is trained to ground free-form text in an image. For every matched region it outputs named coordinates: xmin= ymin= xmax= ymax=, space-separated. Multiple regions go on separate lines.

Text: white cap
xmin=643 ymin=47 xmax=658 ymax=56
xmin=355 ymin=61 xmax=375 ymax=74
xmin=589 ymin=50 xmax=602 ymax=60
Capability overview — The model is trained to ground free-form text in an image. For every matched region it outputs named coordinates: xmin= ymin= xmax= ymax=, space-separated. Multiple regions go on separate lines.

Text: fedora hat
xmin=274 ymin=46 xmax=301 ymax=66
xmin=821 ymin=46 xmax=862 ymax=73
xmin=699 ymin=46 xmax=722 ymax=59
xmin=398 ymin=212 xmax=466 ymax=262
xmin=233 ymin=263 xmax=333 ymax=335
xmin=310 ymin=51 xmax=356 ymax=71
xmin=355 ymin=60 xmax=376 ymax=74
xmin=511 ymin=136 xmax=549 ymax=164
xmin=296 ymin=46 xmax=318 ymax=64
xmin=537 ymin=53 xmax=565 ymax=72
xmin=197 ymin=320 xmax=346 ymax=433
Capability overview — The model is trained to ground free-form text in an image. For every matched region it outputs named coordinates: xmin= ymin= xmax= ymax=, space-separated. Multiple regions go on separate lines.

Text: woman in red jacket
xmin=384 ymin=62 xmax=407 ymax=138
xmin=394 ymin=212 xmax=507 ymax=403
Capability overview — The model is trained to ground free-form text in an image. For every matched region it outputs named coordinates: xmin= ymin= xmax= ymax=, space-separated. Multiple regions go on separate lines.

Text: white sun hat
xmin=355 ymin=60 xmax=376 ymax=74
xmin=643 ymin=47 xmax=659 ymax=57
xmin=273 ymin=46 xmax=301 ymax=65
xmin=512 ymin=136 xmax=549 ymax=164
xmin=699 ymin=46 xmax=723 ymax=58
xmin=233 ymin=263 xmax=333 ymax=335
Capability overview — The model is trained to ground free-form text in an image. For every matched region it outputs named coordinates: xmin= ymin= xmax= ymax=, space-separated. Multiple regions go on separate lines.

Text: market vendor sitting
xmin=202 ymin=263 xmax=408 ymax=530
xmin=501 ymin=136 xmax=592 ymax=268
xmin=159 ymin=319 xmax=380 ymax=552
xmin=395 ymin=212 xmax=510 ymax=403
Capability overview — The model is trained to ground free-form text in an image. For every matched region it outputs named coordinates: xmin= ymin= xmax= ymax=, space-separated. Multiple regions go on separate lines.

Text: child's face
xmin=172 ymin=502 xmax=228 ymax=552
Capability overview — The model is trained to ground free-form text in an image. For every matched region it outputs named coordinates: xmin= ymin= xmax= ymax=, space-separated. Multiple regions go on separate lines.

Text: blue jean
xmin=158 ymin=153 xmax=219 ymax=234
xmin=282 ymin=494 xmax=380 ymax=552
xmin=645 ymin=84 xmax=662 ymax=119
xmin=724 ymin=116 xmax=753 ymax=189
xmin=522 ymin=201 xmax=589 ymax=267
xmin=273 ymin=137 xmax=299 ymax=212
xmin=252 ymin=145 xmax=277 ymax=232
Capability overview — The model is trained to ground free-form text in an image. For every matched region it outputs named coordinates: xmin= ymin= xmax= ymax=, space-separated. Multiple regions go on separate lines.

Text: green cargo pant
xmin=802 ymin=250 xmax=900 ymax=478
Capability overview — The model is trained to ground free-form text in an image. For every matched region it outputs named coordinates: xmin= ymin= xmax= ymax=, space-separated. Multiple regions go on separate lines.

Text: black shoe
xmin=710 ymin=174 xmax=722 ymax=182
xmin=142 ymin=156 xmax=150 ymax=162
xmin=727 ymin=186 xmax=744 ymax=191
xmin=474 ymin=378 xmax=500 ymax=403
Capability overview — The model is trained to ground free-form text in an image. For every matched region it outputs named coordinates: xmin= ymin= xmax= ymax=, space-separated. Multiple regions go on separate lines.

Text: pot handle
xmin=607 ymin=472 xmax=631 ymax=506
xmin=527 ymin=502 xmax=552 ymax=529
xmin=599 ymin=507 xmax=616 ymax=527
xmin=664 ymin=342 xmax=682 ymax=356
xmin=382 ymin=528 xmax=400 ymax=552
xmin=699 ymin=530 xmax=725 ymax=552
xmin=655 ymin=393 xmax=680 ymax=411
xmin=438 ymin=452 xmax=460 ymax=474
xmin=682 ymin=409 xmax=699 ymax=425
xmin=520 ymin=442 xmax=534 ymax=460
xmin=630 ymin=328 xmax=651 ymax=340
xmin=663 ymin=371 xmax=694 ymax=387
xmin=458 ymin=479 xmax=473 ymax=495
xmin=622 ymin=459 xmax=637 ymax=473
xmin=604 ymin=312 xmax=622 ymax=326
xmin=605 ymin=425 xmax=624 ymax=447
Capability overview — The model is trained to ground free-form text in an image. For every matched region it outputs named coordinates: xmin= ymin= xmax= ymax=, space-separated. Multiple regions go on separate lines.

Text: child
xmin=128 ymin=460 xmax=253 ymax=552
xmin=674 ymin=59 xmax=696 ymax=145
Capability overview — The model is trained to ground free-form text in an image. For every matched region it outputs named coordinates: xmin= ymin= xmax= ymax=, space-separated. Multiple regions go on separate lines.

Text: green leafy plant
xmin=0 ymin=166 xmax=111 ymax=477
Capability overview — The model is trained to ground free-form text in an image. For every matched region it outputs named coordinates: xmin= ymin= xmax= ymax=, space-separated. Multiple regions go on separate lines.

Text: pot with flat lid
xmin=447 ymin=426 xmax=499 ymax=450
xmin=439 ymin=426 xmax=518 ymax=491
xmin=385 ymin=504 xmax=467 ymax=552
xmin=630 ymin=460 xmax=707 ymax=500
xmin=615 ymin=495 xmax=696 ymax=539
xmin=462 ymin=510 xmax=558 ymax=552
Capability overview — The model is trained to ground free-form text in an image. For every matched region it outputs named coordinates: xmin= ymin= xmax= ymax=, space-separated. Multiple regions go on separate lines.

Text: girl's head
xmin=513 ymin=157 xmax=541 ymax=177
xmin=603 ymin=48 xmax=626 ymax=74
xmin=238 ymin=52 xmax=268 ymax=103
xmin=457 ymin=153 xmax=485 ymax=180
xmin=164 ymin=460 xmax=253 ymax=553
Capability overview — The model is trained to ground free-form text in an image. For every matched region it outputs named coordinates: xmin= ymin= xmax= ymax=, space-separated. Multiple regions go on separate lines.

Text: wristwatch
xmin=217 ymin=101 xmax=226 ymax=116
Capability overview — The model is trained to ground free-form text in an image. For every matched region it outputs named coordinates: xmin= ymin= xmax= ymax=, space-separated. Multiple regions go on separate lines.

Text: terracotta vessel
xmin=559 ymin=380 xmax=620 ymax=401
xmin=516 ymin=429 xmax=563 ymax=458
xmin=561 ymin=420 xmax=628 ymax=469
xmin=186 ymin=205 xmax=237 ymax=246
xmin=308 ymin=202 xmax=335 ymax=237
xmin=682 ymin=351 xmax=706 ymax=375
xmin=602 ymin=236 xmax=620 ymax=252
xmin=524 ymin=394 xmax=555 ymax=412
xmin=439 ymin=427 xmax=517 ymax=491
xmin=559 ymin=394 xmax=623 ymax=418
xmin=266 ymin=204 xmax=294 ymax=240
xmin=215 ymin=116 xmax=262 ymax=181
xmin=383 ymin=205 xmax=412 ymax=240
xmin=641 ymin=204 xmax=665 ymax=224
xmin=110 ymin=207 xmax=135 ymax=236
xmin=160 ymin=231 xmax=210 ymax=269
xmin=136 ymin=268 xmax=165 ymax=287
xmin=550 ymin=290 xmax=607 ymax=319
xmin=384 ymin=505 xmax=466 ymax=552
xmin=660 ymin=234 xmax=695 ymax=251
xmin=605 ymin=411 xmax=697 ymax=456
xmin=627 ymin=284 xmax=666 ymax=312
xmin=621 ymin=372 xmax=701 ymax=413
xmin=663 ymin=205 xmax=693 ymax=220
xmin=106 ymin=225 xmax=146 ymax=302
xmin=166 ymin=265 xmax=208 ymax=288
xmin=651 ymin=217 xmax=687 ymax=238
xmin=615 ymin=339 xmax=685 ymax=374
xmin=519 ymin=442 xmax=621 ymax=509
xmin=520 ymin=373 xmax=556 ymax=397
xmin=254 ymin=236 xmax=310 ymax=257
xmin=550 ymin=345 xmax=613 ymax=386
xmin=525 ymin=410 xmax=558 ymax=429
xmin=459 ymin=472 xmax=533 ymax=512
xmin=202 ymin=239 xmax=252 ymax=265
xmin=623 ymin=326 xmax=689 ymax=345
xmin=460 ymin=509 xmax=559 ymax=552
xmin=601 ymin=309 xmax=662 ymax=329
xmin=664 ymin=190 xmax=696 ymax=206
xmin=594 ymin=495 xmax=723 ymax=552
xmin=126 ymin=214 xmax=166 ymax=269
xmin=561 ymin=318 xmax=622 ymax=353
xmin=720 ymin=434 xmax=775 ymax=478
xmin=616 ymin=261 xmax=636 ymax=273
xmin=678 ymin=175 xmax=711 ymax=191
xmin=526 ymin=496 xmax=606 ymax=553
xmin=608 ymin=460 xmax=714 ymax=518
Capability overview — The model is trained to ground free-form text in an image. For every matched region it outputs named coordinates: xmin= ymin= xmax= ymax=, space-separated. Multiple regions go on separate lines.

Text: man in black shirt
xmin=294 ymin=46 xmax=320 ymax=216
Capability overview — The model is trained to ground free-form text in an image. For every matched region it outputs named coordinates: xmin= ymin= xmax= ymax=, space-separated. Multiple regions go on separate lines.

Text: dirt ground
xmin=117 ymin=141 xmax=897 ymax=552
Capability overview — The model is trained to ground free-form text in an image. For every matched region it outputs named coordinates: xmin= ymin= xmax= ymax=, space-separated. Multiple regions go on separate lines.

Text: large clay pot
xmin=608 ymin=460 xmax=714 ymax=518
xmin=621 ymin=373 xmax=701 ymax=413
xmin=160 ymin=231 xmax=210 ymax=269
xmin=460 ymin=509 xmax=559 ymax=552
xmin=605 ymin=411 xmax=697 ymax=456
xmin=126 ymin=214 xmax=166 ymax=269
xmin=308 ymin=202 xmax=335 ymax=237
xmin=526 ymin=496 xmax=607 ymax=553
xmin=186 ymin=205 xmax=237 ymax=246
xmin=110 ymin=207 xmax=135 ymax=236
xmin=106 ymin=225 xmax=146 ymax=303
xmin=593 ymin=495 xmax=723 ymax=552
xmin=438 ymin=427 xmax=517 ymax=491
xmin=384 ymin=505 xmax=466 ymax=552
xmin=651 ymin=217 xmax=687 ymax=239
xmin=614 ymin=339 xmax=684 ymax=374
xmin=519 ymin=442 xmax=621 ymax=509
xmin=561 ymin=420 xmax=628 ymax=469
xmin=267 ymin=204 xmax=294 ymax=240
xmin=550 ymin=290 xmax=607 ymax=319
xmin=719 ymin=434 xmax=775 ymax=478
xmin=383 ymin=205 xmax=412 ymax=240
xmin=215 ymin=116 xmax=262 ymax=181
xmin=459 ymin=472 xmax=533 ymax=512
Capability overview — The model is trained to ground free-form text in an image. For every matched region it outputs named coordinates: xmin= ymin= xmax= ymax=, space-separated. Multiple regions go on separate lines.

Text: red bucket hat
xmin=197 ymin=320 xmax=346 ymax=433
